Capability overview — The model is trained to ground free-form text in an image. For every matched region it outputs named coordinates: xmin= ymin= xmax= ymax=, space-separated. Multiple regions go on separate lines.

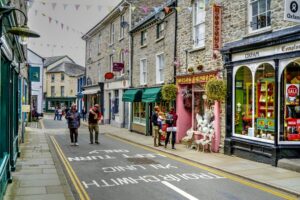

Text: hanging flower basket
xmin=187 ymin=67 xmax=194 ymax=73
xmin=162 ymin=84 xmax=177 ymax=101
xmin=196 ymin=64 xmax=203 ymax=71
xmin=205 ymin=79 xmax=227 ymax=101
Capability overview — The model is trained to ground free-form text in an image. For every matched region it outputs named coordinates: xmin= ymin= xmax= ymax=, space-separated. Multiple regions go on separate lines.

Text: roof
xmin=27 ymin=48 xmax=45 ymax=61
xmin=44 ymin=56 xmax=75 ymax=67
xmin=47 ymin=61 xmax=85 ymax=77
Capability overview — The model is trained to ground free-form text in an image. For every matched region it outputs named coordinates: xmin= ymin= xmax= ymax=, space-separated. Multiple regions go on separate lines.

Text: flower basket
xmin=187 ymin=67 xmax=194 ymax=73
xmin=205 ymin=79 xmax=227 ymax=101
xmin=196 ymin=65 xmax=203 ymax=71
xmin=162 ymin=84 xmax=177 ymax=101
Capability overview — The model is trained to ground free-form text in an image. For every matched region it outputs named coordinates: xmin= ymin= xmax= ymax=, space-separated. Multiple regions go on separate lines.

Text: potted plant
xmin=205 ymin=79 xmax=227 ymax=101
xmin=162 ymin=84 xmax=177 ymax=101
xmin=196 ymin=64 xmax=204 ymax=71
xmin=187 ymin=67 xmax=194 ymax=73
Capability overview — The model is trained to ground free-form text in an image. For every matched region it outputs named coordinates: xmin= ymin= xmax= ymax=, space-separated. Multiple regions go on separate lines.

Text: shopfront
xmin=176 ymin=71 xmax=220 ymax=151
xmin=222 ymin=26 xmax=300 ymax=165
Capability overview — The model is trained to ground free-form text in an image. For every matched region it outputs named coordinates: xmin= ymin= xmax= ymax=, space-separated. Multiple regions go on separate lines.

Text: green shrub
xmin=162 ymin=84 xmax=177 ymax=101
xmin=205 ymin=79 xmax=226 ymax=101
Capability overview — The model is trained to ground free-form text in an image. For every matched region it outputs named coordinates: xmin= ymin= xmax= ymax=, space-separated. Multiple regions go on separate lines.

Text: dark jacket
xmin=151 ymin=112 xmax=158 ymax=126
xmin=88 ymin=109 xmax=101 ymax=124
xmin=66 ymin=110 xmax=81 ymax=129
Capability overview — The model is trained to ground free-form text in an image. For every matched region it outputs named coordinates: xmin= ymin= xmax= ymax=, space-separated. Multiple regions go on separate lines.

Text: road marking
xmin=50 ymin=136 xmax=90 ymax=200
xmin=161 ymin=181 xmax=199 ymax=200
xmin=107 ymin=134 xmax=298 ymax=200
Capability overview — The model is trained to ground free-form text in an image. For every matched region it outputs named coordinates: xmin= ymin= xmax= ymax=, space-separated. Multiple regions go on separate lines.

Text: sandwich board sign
xmin=285 ymin=0 xmax=300 ymax=22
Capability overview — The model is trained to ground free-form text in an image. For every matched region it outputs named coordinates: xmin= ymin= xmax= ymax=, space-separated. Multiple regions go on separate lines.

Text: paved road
xmin=43 ymin=118 xmax=287 ymax=200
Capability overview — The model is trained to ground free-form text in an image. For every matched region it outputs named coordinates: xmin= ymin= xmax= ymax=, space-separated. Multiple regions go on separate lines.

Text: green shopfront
xmin=123 ymin=87 xmax=167 ymax=135
xmin=222 ymin=26 xmax=300 ymax=166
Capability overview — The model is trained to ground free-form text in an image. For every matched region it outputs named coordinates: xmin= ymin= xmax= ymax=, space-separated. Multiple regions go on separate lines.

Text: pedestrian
xmin=58 ymin=107 xmax=63 ymax=120
xmin=157 ymin=111 xmax=166 ymax=146
xmin=151 ymin=106 xmax=160 ymax=147
xmin=54 ymin=107 xmax=58 ymax=120
xmin=65 ymin=104 xmax=81 ymax=146
xmin=88 ymin=104 xmax=102 ymax=144
xmin=81 ymin=107 xmax=87 ymax=121
xmin=165 ymin=107 xmax=178 ymax=149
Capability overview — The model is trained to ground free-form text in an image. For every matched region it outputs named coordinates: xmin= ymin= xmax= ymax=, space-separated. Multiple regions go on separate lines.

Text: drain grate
xmin=126 ymin=158 xmax=159 ymax=165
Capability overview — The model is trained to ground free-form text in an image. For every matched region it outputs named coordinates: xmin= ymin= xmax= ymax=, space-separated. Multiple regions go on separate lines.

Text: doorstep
xmin=278 ymin=159 xmax=300 ymax=173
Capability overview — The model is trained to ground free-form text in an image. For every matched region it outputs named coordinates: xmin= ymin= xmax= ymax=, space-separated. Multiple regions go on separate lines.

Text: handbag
xmin=167 ymin=127 xmax=177 ymax=132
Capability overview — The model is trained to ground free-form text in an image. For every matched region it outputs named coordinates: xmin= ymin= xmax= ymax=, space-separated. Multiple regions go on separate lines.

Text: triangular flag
xmin=119 ymin=6 xmax=124 ymax=12
xmin=72 ymin=28 xmax=75 ymax=32
xmin=164 ymin=7 xmax=171 ymax=14
xmin=41 ymin=1 xmax=46 ymax=6
xmin=27 ymin=1 xmax=33 ymax=9
xmin=42 ymin=13 xmax=46 ymax=17
xmin=86 ymin=5 xmax=91 ymax=10
xmin=63 ymin=4 xmax=68 ymax=10
xmin=153 ymin=7 xmax=160 ymax=13
xmin=175 ymin=7 xmax=182 ymax=12
xmin=55 ymin=20 xmax=59 ymax=24
xmin=51 ymin=3 xmax=56 ymax=10
xmin=34 ymin=9 xmax=38 ymax=16
xmin=75 ymin=4 xmax=80 ymax=11
xmin=66 ymin=26 xmax=69 ymax=31
xmin=53 ymin=44 xmax=57 ymax=48
xmin=131 ymin=6 xmax=136 ymax=11
xmin=48 ymin=17 xmax=52 ymax=23
xmin=61 ymin=45 xmax=63 ymax=48
xmin=47 ymin=44 xmax=50 ymax=47
xmin=187 ymin=7 xmax=193 ymax=12
xmin=97 ymin=5 xmax=102 ymax=11
xmin=141 ymin=6 xmax=149 ymax=14
xmin=61 ymin=23 xmax=64 ymax=29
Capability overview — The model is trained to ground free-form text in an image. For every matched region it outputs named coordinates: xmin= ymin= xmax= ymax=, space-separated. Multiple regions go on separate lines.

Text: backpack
xmin=166 ymin=113 xmax=174 ymax=126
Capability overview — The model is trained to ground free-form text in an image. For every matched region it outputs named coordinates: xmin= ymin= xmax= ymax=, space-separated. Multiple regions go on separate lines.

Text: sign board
xmin=284 ymin=0 xmax=300 ymax=23
xmin=22 ymin=105 xmax=30 ymax=112
xmin=112 ymin=62 xmax=124 ymax=72
xmin=213 ymin=4 xmax=222 ymax=50
xmin=104 ymin=72 xmax=114 ymax=80
xmin=176 ymin=71 xmax=219 ymax=84
xmin=29 ymin=66 xmax=40 ymax=82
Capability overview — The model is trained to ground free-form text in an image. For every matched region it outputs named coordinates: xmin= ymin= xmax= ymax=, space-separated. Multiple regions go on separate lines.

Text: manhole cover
xmin=126 ymin=158 xmax=159 ymax=165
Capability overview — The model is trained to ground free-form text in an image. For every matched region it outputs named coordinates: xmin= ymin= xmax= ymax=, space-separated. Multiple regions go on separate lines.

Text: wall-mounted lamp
xmin=0 ymin=4 xmax=40 ymax=45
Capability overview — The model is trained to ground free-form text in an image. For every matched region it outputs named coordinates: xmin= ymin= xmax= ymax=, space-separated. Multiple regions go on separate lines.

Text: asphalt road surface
xmin=43 ymin=118 xmax=288 ymax=200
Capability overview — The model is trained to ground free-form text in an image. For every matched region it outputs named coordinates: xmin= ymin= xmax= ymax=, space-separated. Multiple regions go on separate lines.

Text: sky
xmin=27 ymin=0 xmax=121 ymax=66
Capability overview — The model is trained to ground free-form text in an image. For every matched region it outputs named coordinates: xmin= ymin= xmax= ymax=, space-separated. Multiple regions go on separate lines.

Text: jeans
xmin=165 ymin=131 xmax=176 ymax=148
xmin=69 ymin=128 xmax=78 ymax=143
xmin=54 ymin=114 xmax=58 ymax=120
xmin=89 ymin=124 xmax=99 ymax=143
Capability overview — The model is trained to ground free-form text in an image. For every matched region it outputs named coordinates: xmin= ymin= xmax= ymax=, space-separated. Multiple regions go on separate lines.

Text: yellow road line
xmin=50 ymin=136 xmax=90 ymax=200
xmin=107 ymin=134 xmax=298 ymax=200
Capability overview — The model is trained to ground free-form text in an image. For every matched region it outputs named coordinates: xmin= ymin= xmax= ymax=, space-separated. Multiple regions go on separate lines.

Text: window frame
xmin=156 ymin=53 xmax=165 ymax=84
xmin=141 ymin=30 xmax=147 ymax=46
xmin=248 ymin=0 xmax=271 ymax=33
xmin=140 ymin=58 xmax=147 ymax=85
xmin=61 ymin=86 xmax=65 ymax=97
xmin=110 ymin=54 xmax=114 ymax=72
xmin=120 ymin=15 xmax=125 ymax=39
xmin=61 ymin=73 xmax=64 ymax=81
xmin=156 ymin=22 xmax=165 ymax=39
xmin=110 ymin=22 xmax=115 ymax=45
xmin=51 ymin=74 xmax=55 ymax=83
xmin=51 ymin=86 xmax=55 ymax=97
xmin=192 ymin=0 xmax=206 ymax=48
xmin=98 ymin=33 xmax=102 ymax=54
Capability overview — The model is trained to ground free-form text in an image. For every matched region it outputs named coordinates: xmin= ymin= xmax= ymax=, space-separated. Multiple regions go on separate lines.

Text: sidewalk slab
xmin=4 ymin=122 xmax=74 ymax=200
xmin=95 ymin=124 xmax=300 ymax=197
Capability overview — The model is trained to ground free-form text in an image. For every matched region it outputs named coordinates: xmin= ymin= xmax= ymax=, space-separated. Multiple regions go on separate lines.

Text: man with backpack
xmin=165 ymin=107 xmax=178 ymax=149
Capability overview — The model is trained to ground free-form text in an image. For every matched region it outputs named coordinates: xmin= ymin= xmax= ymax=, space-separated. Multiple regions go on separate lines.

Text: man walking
xmin=65 ymin=104 xmax=81 ymax=146
xmin=88 ymin=104 xmax=101 ymax=144
xmin=151 ymin=106 xmax=161 ymax=147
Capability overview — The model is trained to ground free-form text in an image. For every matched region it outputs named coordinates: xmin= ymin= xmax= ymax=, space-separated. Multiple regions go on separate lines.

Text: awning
xmin=122 ymin=89 xmax=142 ymax=102
xmin=142 ymin=87 xmax=161 ymax=103
xmin=82 ymin=88 xmax=100 ymax=95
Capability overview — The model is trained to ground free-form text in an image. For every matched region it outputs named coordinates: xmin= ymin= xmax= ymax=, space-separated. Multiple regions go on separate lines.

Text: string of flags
xmin=29 ymin=41 xmax=82 ymax=49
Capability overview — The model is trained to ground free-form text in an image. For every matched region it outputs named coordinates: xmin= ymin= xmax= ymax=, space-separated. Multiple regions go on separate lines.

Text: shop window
xmin=254 ymin=63 xmax=275 ymax=141
xmin=280 ymin=61 xmax=300 ymax=142
xmin=234 ymin=66 xmax=253 ymax=137
xmin=133 ymin=102 xmax=146 ymax=124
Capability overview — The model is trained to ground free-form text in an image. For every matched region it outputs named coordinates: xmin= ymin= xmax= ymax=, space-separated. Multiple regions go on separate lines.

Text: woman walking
xmin=66 ymin=104 xmax=81 ymax=146
xmin=165 ymin=107 xmax=178 ymax=149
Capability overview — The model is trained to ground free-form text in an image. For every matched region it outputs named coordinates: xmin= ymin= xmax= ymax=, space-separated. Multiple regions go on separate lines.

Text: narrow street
xmin=43 ymin=118 xmax=288 ymax=200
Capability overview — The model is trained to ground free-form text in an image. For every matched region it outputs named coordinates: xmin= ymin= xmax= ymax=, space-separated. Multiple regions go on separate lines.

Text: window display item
xmin=286 ymin=84 xmax=299 ymax=105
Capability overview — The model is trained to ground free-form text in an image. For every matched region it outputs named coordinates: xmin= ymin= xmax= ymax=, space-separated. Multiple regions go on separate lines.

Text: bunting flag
xmin=48 ymin=17 xmax=52 ymax=23
xmin=86 ymin=5 xmax=91 ymax=10
xmin=119 ymin=6 xmax=124 ymax=12
xmin=61 ymin=23 xmax=64 ymax=29
xmin=97 ymin=5 xmax=102 ymax=11
xmin=153 ymin=7 xmax=160 ymax=13
xmin=42 ymin=13 xmax=46 ymax=17
xmin=66 ymin=26 xmax=69 ymax=31
xmin=63 ymin=4 xmax=68 ymax=10
xmin=141 ymin=6 xmax=149 ymax=14
xmin=164 ymin=7 xmax=171 ymax=14
xmin=55 ymin=20 xmax=59 ymax=24
xmin=34 ymin=9 xmax=38 ymax=16
xmin=175 ymin=7 xmax=182 ymax=12
xmin=51 ymin=3 xmax=56 ymax=10
xmin=131 ymin=6 xmax=136 ymax=12
xmin=75 ymin=4 xmax=80 ymax=11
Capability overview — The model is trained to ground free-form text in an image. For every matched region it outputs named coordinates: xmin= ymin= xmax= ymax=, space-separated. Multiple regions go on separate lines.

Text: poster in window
xmin=30 ymin=67 xmax=40 ymax=82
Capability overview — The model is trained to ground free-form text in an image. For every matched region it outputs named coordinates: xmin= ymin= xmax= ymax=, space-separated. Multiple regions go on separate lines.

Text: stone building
xmin=44 ymin=61 xmax=84 ymax=112
xmin=221 ymin=0 xmax=300 ymax=165
xmin=175 ymin=0 xmax=225 ymax=152
xmin=82 ymin=0 xmax=166 ymax=128
xmin=127 ymin=0 xmax=176 ymax=135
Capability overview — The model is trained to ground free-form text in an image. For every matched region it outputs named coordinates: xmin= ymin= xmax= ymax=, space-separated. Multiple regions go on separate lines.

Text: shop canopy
xmin=122 ymin=89 xmax=143 ymax=102
xmin=142 ymin=87 xmax=161 ymax=103
xmin=82 ymin=88 xmax=100 ymax=95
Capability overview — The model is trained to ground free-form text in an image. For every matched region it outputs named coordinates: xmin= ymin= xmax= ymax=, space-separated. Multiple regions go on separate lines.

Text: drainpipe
xmin=127 ymin=0 xmax=133 ymax=131
xmin=173 ymin=0 xmax=178 ymax=109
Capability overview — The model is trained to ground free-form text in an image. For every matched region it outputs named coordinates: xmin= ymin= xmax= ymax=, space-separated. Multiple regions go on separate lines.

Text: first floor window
xmin=140 ymin=59 xmax=147 ymax=85
xmin=156 ymin=53 xmax=164 ymax=83
xmin=51 ymin=74 xmax=55 ymax=82
xmin=156 ymin=22 xmax=164 ymax=39
xmin=193 ymin=0 xmax=205 ymax=48
xmin=61 ymin=86 xmax=65 ymax=97
xmin=249 ymin=0 xmax=271 ymax=32
xmin=141 ymin=30 xmax=147 ymax=46
xmin=133 ymin=102 xmax=146 ymax=124
xmin=51 ymin=86 xmax=55 ymax=97
xmin=61 ymin=74 xmax=64 ymax=81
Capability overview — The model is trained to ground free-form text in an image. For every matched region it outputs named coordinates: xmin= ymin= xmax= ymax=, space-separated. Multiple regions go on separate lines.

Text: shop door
xmin=124 ymin=102 xmax=129 ymax=128
xmin=108 ymin=93 xmax=111 ymax=124
xmin=193 ymin=91 xmax=206 ymax=130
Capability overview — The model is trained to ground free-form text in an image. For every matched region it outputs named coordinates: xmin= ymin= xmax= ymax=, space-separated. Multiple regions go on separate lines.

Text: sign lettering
xmin=213 ymin=4 xmax=222 ymax=50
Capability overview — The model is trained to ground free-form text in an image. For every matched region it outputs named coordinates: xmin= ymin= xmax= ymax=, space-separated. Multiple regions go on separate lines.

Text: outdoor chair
xmin=181 ymin=128 xmax=194 ymax=148
xmin=195 ymin=132 xmax=215 ymax=152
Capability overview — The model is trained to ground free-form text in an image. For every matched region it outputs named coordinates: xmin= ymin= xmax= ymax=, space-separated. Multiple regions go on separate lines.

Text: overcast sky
xmin=27 ymin=0 xmax=121 ymax=66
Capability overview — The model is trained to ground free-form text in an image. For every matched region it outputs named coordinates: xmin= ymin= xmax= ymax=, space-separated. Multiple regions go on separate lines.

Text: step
xmin=278 ymin=158 xmax=300 ymax=173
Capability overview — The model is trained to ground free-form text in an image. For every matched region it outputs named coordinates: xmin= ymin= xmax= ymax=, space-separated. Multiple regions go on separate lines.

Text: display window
xmin=234 ymin=63 xmax=275 ymax=143
xmin=280 ymin=61 xmax=300 ymax=143
xmin=133 ymin=102 xmax=146 ymax=124
xmin=193 ymin=84 xmax=209 ymax=130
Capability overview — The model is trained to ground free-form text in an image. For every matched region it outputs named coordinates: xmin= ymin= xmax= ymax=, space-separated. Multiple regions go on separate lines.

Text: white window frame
xmin=98 ymin=33 xmax=102 ymax=54
xmin=88 ymin=40 xmax=92 ymax=58
xmin=110 ymin=54 xmax=114 ymax=72
xmin=157 ymin=23 xmax=165 ymax=39
xmin=140 ymin=58 xmax=147 ymax=85
xmin=110 ymin=22 xmax=115 ymax=45
xmin=193 ymin=0 xmax=205 ymax=48
xmin=156 ymin=53 xmax=165 ymax=84
xmin=248 ymin=0 xmax=271 ymax=33
xmin=141 ymin=30 xmax=147 ymax=46
xmin=120 ymin=15 xmax=125 ymax=39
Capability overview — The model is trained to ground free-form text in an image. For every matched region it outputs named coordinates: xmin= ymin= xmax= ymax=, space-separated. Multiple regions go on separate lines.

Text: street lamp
xmin=0 ymin=4 xmax=40 ymax=42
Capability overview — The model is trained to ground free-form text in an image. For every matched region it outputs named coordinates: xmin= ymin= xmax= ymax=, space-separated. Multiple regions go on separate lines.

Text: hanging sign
xmin=104 ymin=72 xmax=114 ymax=80
xmin=284 ymin=0 xmax=300 ymax=23
xmin=176 ymin=71 xmax=219 ymax=85
xmin=213 ymin=4 xmax=222 ymax=50
xmin=112 ymin=62 xmax=124 ymax=71
xmin=22 ymin=105 xmax=30 ymax=112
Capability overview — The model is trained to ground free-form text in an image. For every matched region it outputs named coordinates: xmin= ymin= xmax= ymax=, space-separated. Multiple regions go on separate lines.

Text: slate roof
xmin=47 ymin=61 xmax=85 ymax=77
xmin=44 ymin=56 xmax=75 ymax=67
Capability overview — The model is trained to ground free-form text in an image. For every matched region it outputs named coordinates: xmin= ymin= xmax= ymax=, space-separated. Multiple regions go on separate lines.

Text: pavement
xmin=80 ymin=121 xmax=300 ymax=198
xmin=3 ymin=117 xmax=300 ymax=199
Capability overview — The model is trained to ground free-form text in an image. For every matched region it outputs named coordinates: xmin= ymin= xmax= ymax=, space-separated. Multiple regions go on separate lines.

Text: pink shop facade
xmin=176 ymin=70 xmax=222 ymax=152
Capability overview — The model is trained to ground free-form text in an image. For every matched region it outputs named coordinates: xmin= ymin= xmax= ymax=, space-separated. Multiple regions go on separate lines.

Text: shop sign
xmin=104 ymin=72 xmax=114 ymax=80
xmin=176 ymin=71 xmax=218 ymax=85
xmin=286 ymin=84 xmax=299 ymax=104
xmin=213 ymin=4 xmax=222 ymax=50
xmin=112 ymin=62 xmax=124 ymax=72
xmin=284 ymin=0 xmax=300 ymax=23
xmin=22 ymin=105 xmax=30 ymax=112
xmin=232 ymin=41 xmax=300 ymax=61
